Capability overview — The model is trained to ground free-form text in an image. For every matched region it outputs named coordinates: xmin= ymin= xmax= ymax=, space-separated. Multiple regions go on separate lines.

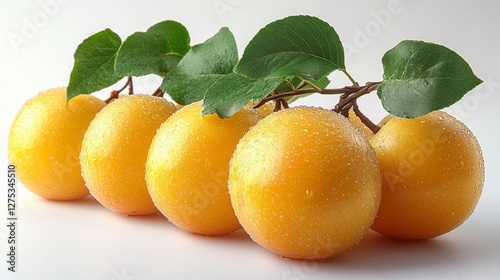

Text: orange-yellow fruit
xmin=228 ymin=107 xmax=381 ymax=259
xmin=377 ymin=114 xmax=395 ymax=127
xmin=370 ymin=111 xmax=484 ymax=240
xmin=248 ymin=100 xmax=275 ymax=117
xmin=8 ymin=87 xmax=106 ymax=200
xmin=255 ymin=101 xmax=275 ymax=117
xmin=146 ymin=102 xmax=262 ymax=235
xmin=80 ymin=94 xmax=176 ymax=215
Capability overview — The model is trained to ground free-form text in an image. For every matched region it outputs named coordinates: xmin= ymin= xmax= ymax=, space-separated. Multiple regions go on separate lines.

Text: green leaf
xmin=202 ymin=73 xmax=283 ymax=118
xmin=114 ymin=20 xmax=190 ymax=77
xmin=161 ymin=27 xmax=238 ymax=105
xmin=235 ymin=15 xmax=345 ymax=81
xmin=275 ymin=77 xmax=303 ymax=93
xmin=67 ymin=28 xmax=122 ymax=101
xmin=378 ymin=40 xmax=483 ymax=118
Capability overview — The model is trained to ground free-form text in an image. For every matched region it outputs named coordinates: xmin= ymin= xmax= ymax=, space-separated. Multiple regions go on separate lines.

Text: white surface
xmin=1 ymin=0 xmax=500 ymax=279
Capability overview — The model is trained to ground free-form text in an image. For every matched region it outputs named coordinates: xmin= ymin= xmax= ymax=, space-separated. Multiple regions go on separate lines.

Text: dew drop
xmin=306 ymin=190 xmax=313 ymax=198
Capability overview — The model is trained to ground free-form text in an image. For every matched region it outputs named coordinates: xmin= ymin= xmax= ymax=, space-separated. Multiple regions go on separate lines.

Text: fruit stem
xmin=253 ymin=88 xmax=345 ymax=109
xmin=285 ymin=80 xmax=297 ymax=91
xmin=126 ymin=76 xmax=134 ymax=95
xmin=254 ymin=89 xmax=318 ymax=109
xmin=104 ymin=76 xmax=134 ymax=104
xmin=253 ymin=81 xmax=382 ymax=134
xmin=352 ymin=101 xmax=381 ymax=134
xmin=116 ymin=76 xmax=134 ymax=95
xmin=270 ymin=90 xmax=284 ymax=112
xmin=342 ymin=69 xmax=359 ymax=87
xmin=304 ymin=80 xmax=324 ymax=92
xmin=253 ymin=82 xmax=381 ymax=109
xmin=152 ymin=87 xmax=165 ymax=98
xmin=333 ymin=82 xmax=380 ymax=113
xmin=337 ymin=93 xmax=351 ymax=118
xmin=281 ymin=98 xmax=290 ymax=109
xmin=104 ymin=90 xmax=120 ymax=104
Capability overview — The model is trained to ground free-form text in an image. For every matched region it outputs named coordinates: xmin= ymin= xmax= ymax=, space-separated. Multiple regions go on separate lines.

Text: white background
xmin=1 ymin=0 xmax=499 ymax=279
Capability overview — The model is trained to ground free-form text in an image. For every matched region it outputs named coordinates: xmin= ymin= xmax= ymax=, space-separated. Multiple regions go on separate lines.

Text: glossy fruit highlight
xmin=146 ymin=102 xmax=262 ymax=235
xmin=8 ymin=87 xmax=106 ymax=200
xmin=370 ymin=111 xmax=484 ymax=240
xmin=80 ymin=94 xmax=176 ymax=215
xmin=228 ymin=106 xmax=381 ymax=259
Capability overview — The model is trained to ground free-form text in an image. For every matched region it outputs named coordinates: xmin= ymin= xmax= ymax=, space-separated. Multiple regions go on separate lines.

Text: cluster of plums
xmin=8 ymin=87 xmax=484 ymax=259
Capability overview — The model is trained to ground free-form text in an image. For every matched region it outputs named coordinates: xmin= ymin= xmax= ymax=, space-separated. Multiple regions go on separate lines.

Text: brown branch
xmin=251 ymin=81 xmax=382 ymax=129
xmin=104 ymin=76 xmax=134 ymax=104
xmin=127 ymin=76 xmax=134 ymax=95
xmin=152 ymin=87 xmax=164 ymax=97
xmin=253 ymin=85 xmax=365 ymax=109
xmin=333 ymin=82 xmax=381 ymax=113
xmin=104 ymin=90 xmax=120 ymax=104
xmin=352 ymin=101 xmax=380 ymax=134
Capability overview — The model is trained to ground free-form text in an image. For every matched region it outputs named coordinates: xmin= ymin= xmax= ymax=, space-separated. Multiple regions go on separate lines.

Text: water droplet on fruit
xmin=306 ymin=190 xmax=313 ymax=198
